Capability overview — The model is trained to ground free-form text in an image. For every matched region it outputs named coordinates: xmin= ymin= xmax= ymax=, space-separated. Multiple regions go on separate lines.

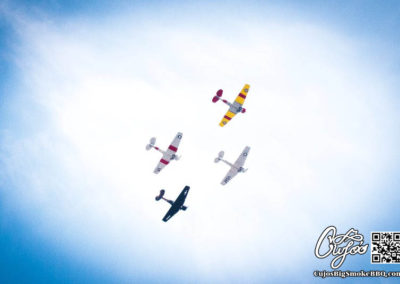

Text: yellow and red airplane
xmin=212 ymin=84 xmax=250 ymax=127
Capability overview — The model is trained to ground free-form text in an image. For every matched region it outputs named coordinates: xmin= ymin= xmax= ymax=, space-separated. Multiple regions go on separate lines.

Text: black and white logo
xmin=315 ymin=226 xmax=369 ymax=269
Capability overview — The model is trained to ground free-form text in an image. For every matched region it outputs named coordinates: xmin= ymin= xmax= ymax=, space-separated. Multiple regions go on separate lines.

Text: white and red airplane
xmin=146 ymin=132 xmax=182 ymax=174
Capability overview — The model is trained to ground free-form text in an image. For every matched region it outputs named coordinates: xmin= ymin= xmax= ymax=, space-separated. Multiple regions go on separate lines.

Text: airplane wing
xmin=162 ymin=186 xmax=190 ymax=222
xmin=219 ymin=84 xmax=250 ymax=127
xmin=219 ymin=109 xmax=237 ymax=127
xmin=221 ymin=167 xmax=238 ymax=185
xmin=153 ymin=154 xmax=170 ymax=174
xmin=234 ymin=84 xmax=250 ymax=106
xmin=233 ymin=146 xmax=250 ymax=169
xmin=165 ymin=132 xmax=182 ymax=157
xmin=153 ymin=132 xmax=183 ymax=174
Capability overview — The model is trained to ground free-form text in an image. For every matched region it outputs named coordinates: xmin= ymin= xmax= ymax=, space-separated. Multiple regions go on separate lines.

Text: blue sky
xmin=1 ymin=1 xmax=400 ymax=283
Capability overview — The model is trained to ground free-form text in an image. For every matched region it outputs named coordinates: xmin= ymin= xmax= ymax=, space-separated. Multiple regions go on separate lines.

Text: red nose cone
xmin=241 ymin=108 xmax=246 ymax=113
xmin=216 ymin=89 xmax=223 ymax=97
xmin=212 ymin=96 xmax=219 ymax=103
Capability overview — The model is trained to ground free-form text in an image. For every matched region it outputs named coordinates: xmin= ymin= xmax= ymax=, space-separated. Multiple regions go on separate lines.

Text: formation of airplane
xmin=212 ymin=84 xmax=250 ymax=127
xmin=146 ymin=132 xmax=182 ymax=174
xmin=155 ymin=186 xmax=190 ymax=222
xmin=148 ymin=84 xmax=252 ymax=222
xmin=215 ymin=146 xmax=250 ymax=185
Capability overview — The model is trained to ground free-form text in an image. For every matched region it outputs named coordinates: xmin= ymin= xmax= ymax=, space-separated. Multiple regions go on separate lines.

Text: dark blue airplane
xmin=155 ymin=186 xmax=190 ymax=222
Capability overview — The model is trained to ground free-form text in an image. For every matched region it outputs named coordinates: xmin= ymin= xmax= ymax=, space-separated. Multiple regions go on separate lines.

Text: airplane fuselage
xmin=152 ymin=146 xmax=178 ymax=160
xmin=160 ymin=195 xmax=187 ymax=210
xmin=220 ymin=158 xmax=247 ymax=173
xmin=161 ymin=197 xmax=174 ymax=206
xmin=219 ymin=158 xmax=235 ymax=169
xmin=221 ymin=99 xmax=242 ymax=113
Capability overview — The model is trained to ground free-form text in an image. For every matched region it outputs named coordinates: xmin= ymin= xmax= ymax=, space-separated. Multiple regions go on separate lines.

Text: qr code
xmin=371 ymin=232 xmax=400 ymax=263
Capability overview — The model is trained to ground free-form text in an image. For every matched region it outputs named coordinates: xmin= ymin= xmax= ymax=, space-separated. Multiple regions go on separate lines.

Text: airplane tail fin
xmin=214 ymin=151 xmax=224 ymax=163
xmin=146 ymin=137 xmax=156 ymax=150
xmin=212 ymin=89 xmax=223 ymax=103
xmin=155 ymin=189 xmax=165 ymax=201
